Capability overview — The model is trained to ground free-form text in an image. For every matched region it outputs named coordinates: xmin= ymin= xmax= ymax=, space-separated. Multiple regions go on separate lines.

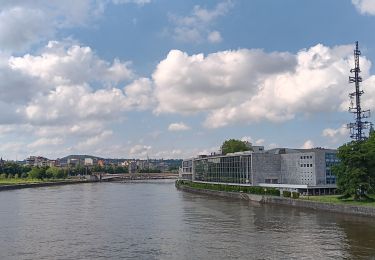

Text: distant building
xmin=97 ymin=159 xmax=105 ymax=167
xmin=68 ymin=158 xmax=80 ymax=167
xmin=129 ymin=161 xmax=137 ymax=174
xmin=180 ymin=146 xmax=339 ymax=195
xmin=26 ymin=156 xmax=49 ymax=167
xmin=84 ymin=158 xmax=94 ymax=166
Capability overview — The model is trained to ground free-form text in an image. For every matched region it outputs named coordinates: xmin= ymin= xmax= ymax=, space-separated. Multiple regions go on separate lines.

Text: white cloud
xmin=207 ymin=31 xmax=222 ymax=43
xmin=301 ymin=140 xmax=314 ymax=149
xmin=28 ymin=137 xmax=63 ymax=149
xmin=168 ymin=0 xmax=233 ymax=43
xmin=168 ymin=122 xmax=191 ymax=131
xmin=352 ymin=0 xmax=375 ymax=15
xmin=9 ymin=41 xmax=133 ymax=86
xmin=75 ymin=130 xmax=113 ymax=150
xmin=0 ymin=7 xmax=51 ymax=51
xmin=123 ymin=78 xmax=155 ymax=110
xmin=322 ymin=124 xmax=350 ymax=143
xmin=152 ymin=44 xmax=372 ymax=129
xmin=240 ymin=136 xmax=265 ymax=146
xmin=129 ymin=144 xmax=152 ymax=158
xmin=0 ymin=1 xmax=151 ymax=52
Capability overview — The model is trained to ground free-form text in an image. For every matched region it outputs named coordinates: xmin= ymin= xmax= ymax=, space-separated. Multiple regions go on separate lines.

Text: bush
xmin=283 ymin=191 xmax=291 ymax=198
xmin=0 ymin=173 xmax=7 ymax=179
xmin=28 ymin=167 xmax=46 ymax=179
xmin=21 ymin=172 xmax=28 ymax=178
xmin=291 ymin=192 xmax=300 ymax=199
xmin=14 ymin=173 xmax=19 ymax=179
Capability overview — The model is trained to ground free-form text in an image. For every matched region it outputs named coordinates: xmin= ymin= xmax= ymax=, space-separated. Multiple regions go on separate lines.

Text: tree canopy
xmin=221 ymin=139 xmax=252 ymax=155
xmin=333 ymin=132 xmax=375 ymax=200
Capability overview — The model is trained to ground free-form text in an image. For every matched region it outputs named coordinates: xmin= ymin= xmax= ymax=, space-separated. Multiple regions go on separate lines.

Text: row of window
xmin=300 ymin=155 xmax=313 ymax=159
xmin=300 ymin=163 xmax=313 ymax=167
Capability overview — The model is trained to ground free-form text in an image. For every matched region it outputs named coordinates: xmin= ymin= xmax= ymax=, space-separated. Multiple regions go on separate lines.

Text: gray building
xmin=180 ymin=146 xmax=339 ymax=194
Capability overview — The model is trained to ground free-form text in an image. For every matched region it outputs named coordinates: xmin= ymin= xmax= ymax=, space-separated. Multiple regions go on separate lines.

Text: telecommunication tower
xmin=347 ymin=41 xmax=371 ymax=141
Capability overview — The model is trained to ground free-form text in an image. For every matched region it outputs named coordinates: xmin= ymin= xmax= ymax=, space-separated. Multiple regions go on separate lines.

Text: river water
xmin=0 ymin=180 xmax=374 ymax=259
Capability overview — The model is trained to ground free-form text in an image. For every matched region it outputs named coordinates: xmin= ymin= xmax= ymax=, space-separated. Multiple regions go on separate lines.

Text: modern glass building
xmin=180 ymin=147 xmax=339 ymax=194
xmin=194 ymin=154 xmax=251 ymax=184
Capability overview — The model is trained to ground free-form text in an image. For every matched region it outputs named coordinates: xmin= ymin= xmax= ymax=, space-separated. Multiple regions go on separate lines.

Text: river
xmin=0 ymin=180 xmax=374 ymax=259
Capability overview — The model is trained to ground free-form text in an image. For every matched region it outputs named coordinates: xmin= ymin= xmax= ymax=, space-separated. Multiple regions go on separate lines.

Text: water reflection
xmin=0 ymin=181 xmax=374 ymax=259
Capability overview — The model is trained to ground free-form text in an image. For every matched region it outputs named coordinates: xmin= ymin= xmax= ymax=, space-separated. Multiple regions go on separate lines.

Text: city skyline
xmin=1 ymin=0 xmax=375 ymax=160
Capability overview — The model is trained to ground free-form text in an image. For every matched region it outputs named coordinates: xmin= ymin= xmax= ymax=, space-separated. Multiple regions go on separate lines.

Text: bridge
xmin=91 ymin=173 xmax=179 ymax=182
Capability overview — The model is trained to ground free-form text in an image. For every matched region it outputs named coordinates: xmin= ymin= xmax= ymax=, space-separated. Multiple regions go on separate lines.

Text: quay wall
xmin=177 ymin=185 xmax=375 ymax=218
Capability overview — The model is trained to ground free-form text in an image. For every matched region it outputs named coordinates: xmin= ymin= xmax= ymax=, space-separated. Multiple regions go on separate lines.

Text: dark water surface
xmin=0 ymin=180 xmax=374 ymax=259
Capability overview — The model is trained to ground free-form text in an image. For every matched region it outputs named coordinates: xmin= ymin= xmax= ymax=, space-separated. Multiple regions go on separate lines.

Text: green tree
xmin=46 ymin=167 xmax=67 ymax=179
xmin=28 ymin=167 xmax=46 ymax=180
xmin=333 ymin=132 xmax=375 ymax=200
xmin=221 ymin=139 xmax=252 ymax=155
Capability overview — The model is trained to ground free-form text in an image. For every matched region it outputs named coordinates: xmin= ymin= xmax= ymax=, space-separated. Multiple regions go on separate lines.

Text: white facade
xmin=84 ymin=158 xmax=94 ymax=166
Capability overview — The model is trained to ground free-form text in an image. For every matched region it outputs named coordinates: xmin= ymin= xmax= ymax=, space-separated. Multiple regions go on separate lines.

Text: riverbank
xmin=176 ymin=181 xmax=375 ymax=217
xmin=0 ymin=179 xmax=95 ymax=191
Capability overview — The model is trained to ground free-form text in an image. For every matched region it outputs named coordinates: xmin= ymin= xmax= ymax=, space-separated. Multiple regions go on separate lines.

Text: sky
xmin=1 ymin=0 xmax=375 ymax=160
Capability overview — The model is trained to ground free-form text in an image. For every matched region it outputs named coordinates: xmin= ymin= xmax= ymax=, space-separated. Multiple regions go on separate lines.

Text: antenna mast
xmin=347 ymin=41 xmax=371 ymax=141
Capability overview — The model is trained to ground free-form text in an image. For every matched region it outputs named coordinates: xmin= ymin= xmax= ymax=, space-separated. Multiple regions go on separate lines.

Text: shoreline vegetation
xmin=176 ymin=180 xmax=375 ymax=209
xmin=0 ymin=178 xmax=70 ymax=185
xmin=0 ymin=178 xmax=93 ymax=191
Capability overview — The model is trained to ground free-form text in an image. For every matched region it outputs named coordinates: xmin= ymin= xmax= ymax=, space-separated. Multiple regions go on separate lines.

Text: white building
xmin=180 ymin=147 xmax=339 ymax=195
xmin=84 ymin=158 xmax=94 ymax=166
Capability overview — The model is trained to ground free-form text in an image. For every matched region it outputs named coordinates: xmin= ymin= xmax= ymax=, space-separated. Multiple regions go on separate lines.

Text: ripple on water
xmin=0 ymin=181 xmax=374 ymax=259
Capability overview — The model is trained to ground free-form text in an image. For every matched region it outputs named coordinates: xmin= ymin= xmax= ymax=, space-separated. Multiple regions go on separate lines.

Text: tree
xmin=46 ymin=167 xmax=67 ymax=179
xmin=221 ymin=139 xmax=252 ymax=155
xmin=333 ymin=132 xmax=375 ymax=201
xmin=28 ymin=167 xmax=46 ymax=180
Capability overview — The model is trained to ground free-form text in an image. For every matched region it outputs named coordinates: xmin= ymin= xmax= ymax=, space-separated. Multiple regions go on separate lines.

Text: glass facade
xmin=325 ymin=153 xmax=339 ymax=184
xmin=194 ymin=155 xmax=251 ymax=184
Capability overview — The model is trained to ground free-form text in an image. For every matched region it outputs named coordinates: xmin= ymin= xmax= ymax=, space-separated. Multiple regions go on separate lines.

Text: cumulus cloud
xmin=152 ymin=44 xmax=372 ymax=129
xmin=301 ymin=140 xmax=314 ymax=149
xmin=0 ymin=40 xmax=154 ymax=158
xmin=240 ymin=136 xmax=265 ymax=145
xmin=129 ymin=144 xmax=152 ymax=158
xmin=9 ymin=41 xmax=133 ymax=86
xmin=168 ymin=122 xmax=191 ymax=131
xmin=352 ymin=0 xmax=375 ymax=15
xmin=168 ymin=0 xmax=233 ymax=43
xmin=322 ymin=124 xmax=350 ymax=143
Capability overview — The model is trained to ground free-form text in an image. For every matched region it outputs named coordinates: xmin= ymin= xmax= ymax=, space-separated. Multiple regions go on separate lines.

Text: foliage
xmin=46 ymin=167 xmax=67 ymax=179
xmin=92 ymin=165 xmax=128 ymax=174
xmin=282 ymin=191 xmax=291 ymax=198
xmin=176 ymin=180 xmax=280 ymax=196
xmin=221 ymin=139 xmax=252 ymax=155
xmin=333 ymin=132 xmax=375 ymax=201
xmin=292 ymin=192 xmax=300 ymax=199
xmin=0 ymin=162 xmax=31 ymax=178
xmin=28 ymin=167 xmax=47 ymax=179
xmin=300 ymin=194 xmax=375 ymax=207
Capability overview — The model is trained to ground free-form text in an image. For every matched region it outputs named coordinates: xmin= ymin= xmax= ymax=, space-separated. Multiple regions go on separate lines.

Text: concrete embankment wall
xmin=0 ymin=180 xmax=94 ymax=192
xmin=177 ymin=185 xmax=375 ymax=218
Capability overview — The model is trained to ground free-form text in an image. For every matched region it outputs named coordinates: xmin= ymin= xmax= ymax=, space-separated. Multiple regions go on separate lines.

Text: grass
xmin=301 ymin=194 xmax=375 ymax=207
xmin=0 ymin=178 xmax=70 ymax=185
